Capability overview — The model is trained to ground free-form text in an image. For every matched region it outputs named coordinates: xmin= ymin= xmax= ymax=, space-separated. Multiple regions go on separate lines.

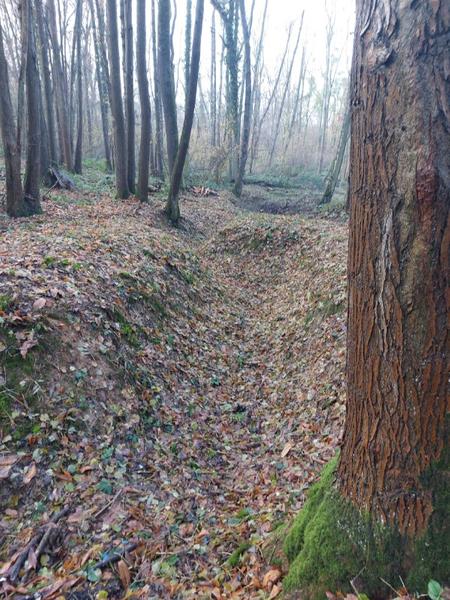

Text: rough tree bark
xmin=284 ymin=1 xmax=449 ymax=595
xmin=166 ymin=0 xmax=204 ymax=225
xmin=340 ymin=0 xmax=449 ymax=537
xmin=232 ymin=0 xmax=251 ymax=197
xmin=158 ymin=0 xmax=179 ymax=177
xmin=106 ymin=0 xmax=129 ymax=198
xmin=136 ymin=0 xmax=153 ymax=202
xmin=0 ymin=23 xmax=25 ymax=217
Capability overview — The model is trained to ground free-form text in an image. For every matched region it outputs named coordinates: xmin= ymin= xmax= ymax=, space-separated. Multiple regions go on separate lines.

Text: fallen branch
xmin=91 ymin=542 xmax=139 ymax=570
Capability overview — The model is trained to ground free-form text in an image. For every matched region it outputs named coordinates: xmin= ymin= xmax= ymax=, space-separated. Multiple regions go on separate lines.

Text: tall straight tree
xmin=89 ymin=0 xmax=112 ymax=171
xmin=23 ymin=0 xmax=42 ymax=214
xmin=0 ymin=23 xmax=25 ymax=217
xmin=284 ymin=0 xmax=449 ymax=596
xmin=233 ymin=0 xmax=251 ymax=197
xmin=36 ymin=0 xmax=57 ymax=165
xmin=166 ymin=0 xmax=204 ymax=224
xmin=106 ymin=0 xmax=129 ymax=198
xmin=158 ymin=0 xmax=179 ymax=176
xmin=48 ymin=0 xmax=72 ymax=169
xmin=73 ymin=0 xmax=83 ymax=174
xmin=123 ymin=0 xmax=135 ymax=193
xmin=151 ymin=0 xmax=164 ymax=178
xmin=136 ymin=0 xmax=153 ymax=202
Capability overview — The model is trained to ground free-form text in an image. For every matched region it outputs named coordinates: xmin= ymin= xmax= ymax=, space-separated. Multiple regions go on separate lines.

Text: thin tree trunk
xmin=48 ymin=0 xmax=73 ymax=169
xmin=136 ymin=0 xmax=153 ymax=202
xmin=210 ymin=11 xmax=216 ymax=147
xmin=0 ymin=23 xmax=25 ymax=217
xmin=123 ymin=0 xmax=135 ymax=193
xmin=91 ymin=0 xmax=112 ymax=170
xmin=268 ymin=12 xmax=303 ymax=168
xmin=166 ymin=0 xmax=204 ymax=224
xmin=233 ymin=0 xmax=251 ymax=197
xmin=23 ymin=0 xmax=42 ymax=214
xmin=158 ymin=0 xmax=179 ymax=177
xmin=106 ymin=0 xmax=129 ymax=198
xmin=320 ymin=104 xmax=350 ymax=205
xmin=36 ymin=0 xmax=57 ymax=165
xmin=184 ymin=0 xmax=192 ymax=108
xmin=73 ymin=0 xmax=83 ymax=174
xmin=151 ymin=0 xmax=164 ymax=177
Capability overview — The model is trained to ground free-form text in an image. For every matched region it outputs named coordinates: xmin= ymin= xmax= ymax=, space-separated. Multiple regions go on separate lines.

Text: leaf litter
xmin=0 ymin=185 xmax=347 ymax=598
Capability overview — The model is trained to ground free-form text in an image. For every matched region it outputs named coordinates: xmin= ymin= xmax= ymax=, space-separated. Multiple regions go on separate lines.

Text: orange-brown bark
xmin=339 ymin=0 xmax=449 ymax=536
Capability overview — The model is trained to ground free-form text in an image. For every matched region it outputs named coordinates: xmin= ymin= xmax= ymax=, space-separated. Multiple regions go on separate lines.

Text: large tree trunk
xmin=23 ymin=0 xmax=42 ymax=214
xmin=340 ymin=0 xmax=449 ymax=537
xmin=284 ymin=2 xmax=449 ymax=596
xmin=158 ymin=0 xmax=179 ymax=177
xmin=0 ymin=24 xmax=25 ymax=217
xmin=166 ymin=0 xmax=204 ymax=225
xmin=136 ymin=0 xmax=153 ymax=202
xmin=106 ymin=0 xmax=129 ymax=199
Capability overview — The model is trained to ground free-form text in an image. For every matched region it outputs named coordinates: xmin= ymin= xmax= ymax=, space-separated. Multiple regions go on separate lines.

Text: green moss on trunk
xmin=283 ymin=453 xmax=449 ymax=599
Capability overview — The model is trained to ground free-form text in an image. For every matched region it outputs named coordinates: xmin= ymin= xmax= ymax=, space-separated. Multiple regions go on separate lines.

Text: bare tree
xmin=73 ymin=0 xmax=83 ymax=174
xmin=166 ymin=0 xmax=204 ymax=224
xmin=23 ymin=0 xmax=42 ymax=213
xmin=233 ymin=0 xmax=251 ymax=197
xmin=136 ymin=0 xmax=153 ymax=202
xmin=123 ymin=0 xmax=135 ymax=193
xmin=0 ymin=23 xmax=25 ymax=217
xmin=158 ymin=0 xmax=179 ymax=176
xmin=106 ymin=0 xmax=129 ymax=198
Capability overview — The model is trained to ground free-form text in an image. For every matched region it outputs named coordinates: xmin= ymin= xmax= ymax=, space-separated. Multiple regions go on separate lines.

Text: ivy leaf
xmin=428 ymin=580 xmax=443 ymax=600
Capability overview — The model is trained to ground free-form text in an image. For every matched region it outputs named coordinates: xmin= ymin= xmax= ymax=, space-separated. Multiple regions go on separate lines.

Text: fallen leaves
xmin=0 ymin=186 xmax=348 ymax=598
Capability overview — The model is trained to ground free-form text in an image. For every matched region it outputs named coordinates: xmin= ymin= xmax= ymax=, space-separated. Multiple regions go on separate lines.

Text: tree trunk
xmin=106 ymin=0 xmax=129 ymax=199
xmin=158 ymin=0 xmax=179 ymax=177
xmin=48 ymin=0 xmax=73 ymax=170
xmin=0 ymin=23 xmax=25 ymax=217
xmin=136 ymin=0 xmax=153 ymax=202
xmin=340 ymin=0 xmax=449 ymax=537
xmin=23 ymin=0 xmax=42 ymax=214
xmin=73 ymin=0 xmax=83 ymax=174
xmin=233 ymin=0 xmax=251 ymax=197
xmin=91 ymin=0 xmax=112 ymax=171
xmin=123 ymin=0 xmax=135 ymax=193
xmin=320 ymin=103 xmax=350 ymax=205
xmin=284 ymin=2 xmax=449 ymax=596
xmin=166 ymin=0 xmax=204 ymax=225
xmin=36 ymin=0 xmax=57 ymax=165
xmin=151 ymin=0 xmax=164 ymax=178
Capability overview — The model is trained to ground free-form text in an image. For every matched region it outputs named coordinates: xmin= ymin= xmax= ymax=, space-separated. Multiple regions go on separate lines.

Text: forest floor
xmin=0 ymin=172 xmax=348 ymax=599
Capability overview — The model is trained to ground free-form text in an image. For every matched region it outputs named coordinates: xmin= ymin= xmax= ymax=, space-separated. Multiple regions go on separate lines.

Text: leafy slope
xmin=0 ymin=187 xmax=347 ymax=599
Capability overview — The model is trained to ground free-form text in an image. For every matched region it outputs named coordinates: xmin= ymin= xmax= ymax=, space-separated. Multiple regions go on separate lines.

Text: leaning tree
xmin=284 ymin=0 xmax=449 ymax=597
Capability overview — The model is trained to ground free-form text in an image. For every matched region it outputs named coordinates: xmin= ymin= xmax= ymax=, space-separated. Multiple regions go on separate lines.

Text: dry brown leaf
xmin=117 ymin=559 xmax=130 ymax=589
xmin=262 ymin=568 xmax=281 ymax=589
xmin=269 ymin=584 xmax=281 ymax=599
xmin=23 ymin=462 xmax=37 ymax=484
xmin=32 ymin=297 xmax=47 ymax=311
xmin=281 ymin=442 xmax=293 ymax=457
xmin=20 ymin=333 xmax=37 ymax=358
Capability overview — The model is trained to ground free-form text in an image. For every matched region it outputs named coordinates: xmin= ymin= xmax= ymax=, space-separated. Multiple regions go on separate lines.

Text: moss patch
xmin=283 ymin=451 xmax=450 ymax=599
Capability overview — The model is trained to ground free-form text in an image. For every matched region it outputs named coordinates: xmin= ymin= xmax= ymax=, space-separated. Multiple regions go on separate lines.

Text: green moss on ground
xmin=283 ymin=452 xmax=450 ymax=599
